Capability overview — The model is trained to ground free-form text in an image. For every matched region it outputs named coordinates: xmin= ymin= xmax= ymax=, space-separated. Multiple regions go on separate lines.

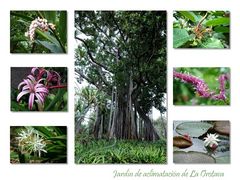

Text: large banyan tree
xmin=75 ymin=11 xmax=166 ymax=141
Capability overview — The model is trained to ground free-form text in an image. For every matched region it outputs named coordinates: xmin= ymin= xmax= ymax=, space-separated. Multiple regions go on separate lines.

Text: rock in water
xmin=173 ymin=136 xmax=193 ymax=148
xmin=213 ymin=121 xmax=230 ymax=136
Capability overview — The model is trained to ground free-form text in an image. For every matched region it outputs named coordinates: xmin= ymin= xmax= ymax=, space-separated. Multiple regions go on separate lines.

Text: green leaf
xmin=176 ymin=122 xmax=213 ymax=137
xmin=63 ymin=92 xmax=68 ymax=103
xmin=59 ymin=11 xmax=67 ymax=45
xmin=37 ymin=11 xmax=45 ymax=19
xmin=11 ymin=101 xmax=28 ymax=111
xmin=211 ymin=11 xmax=226 ymax=17
xmin=179 ymin=11 xmax=198 ymax=22
xmin=201 ymin=38 xmax=224 ymax=48
xmin=173 ymin=151 xmax=216 ymax=164
xmin=10 ymin=11 xmax=34 ymax=21
xmin=42 ymin=11 xmax=56 ymax=24
xmin=52 ymin=126 xmax=66 ymax=136
xmin=44 ymin=89 xmax=67 ymax=111
xmin=215 ymin=155 xmax=230 ymax=164
xmin=205 ymin=17 xmax=230 ymax=27
xmin=10 ymin=151 xmax=19 ymax=159
xmin=16 ymin=19 xmax=30 ymax=26
xmin=35 ymin=30 xmax=60 ymax=46
xmin=32 ymin=126 xmax=54 ymax=138
xmin=173 ymin=28 xmax=191 ymax=48
xmin=214 ymin=26 xmax=230 ymax=33
xmin=47 ymin=135 xmax=67 ymax=141
xmin=35 ymin=40 xmax=63 ymax=53
xmin=35 ymin=29 xmax=66 ymax=53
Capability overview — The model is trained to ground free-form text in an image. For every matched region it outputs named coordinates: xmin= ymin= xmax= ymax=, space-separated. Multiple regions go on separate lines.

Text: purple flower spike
xmin=173 ymin=71 xmax=213 ymax=98
xmin=173 ymin=70 xmax=229 ymax=101
xmin=212 ymin=74 xmax=229 ymax=101
xmin=17 ymin=75 xmax=49 ymax=110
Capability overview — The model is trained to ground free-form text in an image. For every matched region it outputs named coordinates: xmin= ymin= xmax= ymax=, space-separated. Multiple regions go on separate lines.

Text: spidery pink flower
xmin=31 ymin=67 xmax=61 ymax=87
xmin=17 ymin=67 xmax=66 ymax=110
xmin=17 ymin=75 xmax=49 ymax=110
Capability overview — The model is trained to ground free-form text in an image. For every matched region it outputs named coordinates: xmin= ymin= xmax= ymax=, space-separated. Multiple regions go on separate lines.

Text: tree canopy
xmin=75 ymin=11 xmax=167 ymax=141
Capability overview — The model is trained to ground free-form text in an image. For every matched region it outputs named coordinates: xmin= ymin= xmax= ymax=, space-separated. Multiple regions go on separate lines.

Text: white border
xmin=1 ymin=0 xmax=239 ymax=180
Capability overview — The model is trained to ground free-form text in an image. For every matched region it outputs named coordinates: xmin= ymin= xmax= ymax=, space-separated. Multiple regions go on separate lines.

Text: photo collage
xmin=8 ymin=10 xmax=231 ymax=166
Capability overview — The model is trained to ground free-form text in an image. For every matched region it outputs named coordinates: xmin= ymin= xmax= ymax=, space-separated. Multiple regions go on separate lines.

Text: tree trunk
xmin=108 ymin=73 xmax=138 ymax=140
xmin=135 ymin=102 xmax=160 ymax=141
xmin=108 ymin=87 xmax=115 ymax=137
xmin=133 ymin=105 xmax=138 ymax=139
xmin=75 ymin=119 xmax=82 ymax=134
xmin=113 ymin=93 xmax=124 ymax=139
xmin=161 ymin=113 xmax=167 ymax=138
xmin=75 ymin=106 xmax=91 ymax=134
xmin=93 ymin=106 xmax=102 ymax=139
xmin=138 ymin=116 xmax=143 ymax=140
xmin=109 ymin=89 xmax=118 ymax=139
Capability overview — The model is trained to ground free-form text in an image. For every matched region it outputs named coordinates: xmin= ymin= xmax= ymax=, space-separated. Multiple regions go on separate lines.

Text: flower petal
xmin=31 ymin=67 xmax=39 ymax=75
xmin=18 ymin=81 xmax=26 ymax=90
xmin=37 ymin=78 xmax=45 ymax=84
xmin=17 ymin=90 xmax=30 ymax=102
xmin=22 ymin=85 xmax=30 ymax=91
xmin=35 ymin=87 xmax=49 ymax=94
xmin=27 ymin=75 xmax=36 ymax=83
xmin=24 ymin=79 xmax=34 ymax=90
xmin=204 ymin=140 xmax=210 ymax=147
xmin=35 ymin=83 xmax=45 ymax=88
xmin=35 ymin=93 xmax=44 ymax=104
xmin=28 ymin=93 xmax=35 ymax=110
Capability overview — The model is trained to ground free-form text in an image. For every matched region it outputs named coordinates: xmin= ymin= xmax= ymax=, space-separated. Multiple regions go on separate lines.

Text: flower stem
xmin=48 ymin=85 xmax=67 ymax=89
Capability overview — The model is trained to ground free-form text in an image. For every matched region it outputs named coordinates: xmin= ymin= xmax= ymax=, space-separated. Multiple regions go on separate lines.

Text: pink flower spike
xmin=174 ymin=70 xmax=229 ymax=101
xmin=173 ymin=70 xmax=213 ymax=98
xmin=211 ymin=74 xmax=229 ymax=101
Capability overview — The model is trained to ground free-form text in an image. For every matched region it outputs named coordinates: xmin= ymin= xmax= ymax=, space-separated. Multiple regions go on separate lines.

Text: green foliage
xmin=44 ymin=89 xmax=68 ymax=111
xmin=176 ymin=122 xmax=213 ymax=138
xmin=173 ymin=11 xmax=230 ymax=48
xmin=200 ymin=38 xmax=224 ymax=48
xmin=10 ymin=126 xmax=67 ymax=163
xmin=173 ymin=28 xmax=192 ymax=48
xmin=75 ymin=85 xmax=111 ymax=135
xmin=205 ymin=17 xmax=230 ymax=27
xmin=10 ymin=11 xmax=67 ymax=53
xmin=75 ymin=137 xmax=166 ymax=164
xmin=178 ymin=11 xmax=198 ymax=22
xmin=173 ymin=67 xmax=230 ymax=105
